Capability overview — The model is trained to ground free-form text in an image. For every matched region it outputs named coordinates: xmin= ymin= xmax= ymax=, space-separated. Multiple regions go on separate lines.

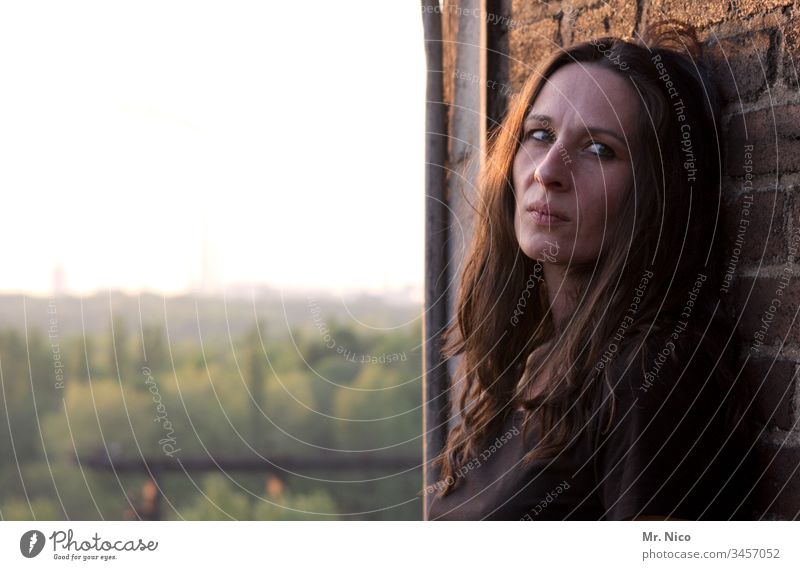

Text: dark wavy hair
xmin=431 ymin=20 xmax=748 ymax=498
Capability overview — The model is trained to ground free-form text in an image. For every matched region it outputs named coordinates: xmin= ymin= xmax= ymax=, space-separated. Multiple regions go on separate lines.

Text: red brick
xmin=732 ymin=0 xmax=792 ymax=18
xmin=722 ymin=190 xmax=787 ymax=265
xmin=644 ymin=0 xmax=729 ymax=29
xmin=791 ymin=190 xmax=800 ymax=236
xmin=508 ymin=18 xmax=561 ymax=91
xmin=726 ymin=106 xmax=800 ymax=176
xmin=567 ymin=1 xmax=637 ymax=44
xmin=510 ymin=0 xmax=562 ymax=26
xmin=704 ymin=30 xmax=775 ymax=102
xmin=733 ymin=274 xmax=800 ymax=348
xmin=780 ymin=9 xmax=800 ymax=86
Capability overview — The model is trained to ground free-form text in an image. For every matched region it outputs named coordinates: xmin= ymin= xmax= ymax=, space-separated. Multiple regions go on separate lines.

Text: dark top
xmin=426 ymin=335 xmax=755 ymax=521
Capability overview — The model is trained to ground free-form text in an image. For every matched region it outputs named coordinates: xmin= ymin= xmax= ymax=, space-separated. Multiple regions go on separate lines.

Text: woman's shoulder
xmin=602 ymin=312 xmax=736 ymax=399
xmin=591 ymin=312 xmax=742 ymax=444
xmin=590 ymin=315 xmax=750 ymax=520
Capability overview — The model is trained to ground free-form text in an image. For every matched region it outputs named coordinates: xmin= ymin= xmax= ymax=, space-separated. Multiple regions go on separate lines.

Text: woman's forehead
xmin=527 ymin=63 xmax=640 ymax=135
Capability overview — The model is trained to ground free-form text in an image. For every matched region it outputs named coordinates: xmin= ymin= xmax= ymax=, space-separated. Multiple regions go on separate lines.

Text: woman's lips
xmin=528 ymin=209 xmax=569 ymax=226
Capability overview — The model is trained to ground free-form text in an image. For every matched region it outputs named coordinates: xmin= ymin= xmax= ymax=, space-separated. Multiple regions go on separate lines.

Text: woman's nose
xmin=532 ymin=143 xmax=571 ymax=192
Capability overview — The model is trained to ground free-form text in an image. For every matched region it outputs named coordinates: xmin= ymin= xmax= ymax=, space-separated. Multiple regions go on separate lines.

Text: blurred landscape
xmin=0 ymin=290 xmax=423 ymax=520
xmin=0 ymin=0 xmax=427 ymax=524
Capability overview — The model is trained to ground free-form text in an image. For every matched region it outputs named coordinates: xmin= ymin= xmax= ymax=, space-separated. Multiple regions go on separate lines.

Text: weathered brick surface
xmin=566 ymin=0 xmax=638 ymax=44
xmin=782 ymin=10 xmax=800 ymax=86
xmin=509 ymin=0 xmax=561 ymax=26
xmin=791 ymin=189 xmax=800 ymax=235
xmin=508 ymin=18 xmax=560 ymax=91
xmin=726 ymin=106 xmax=800 ymax=177
xmin=569 ymin=1 xmax=636 ymax=43
xmin=731 ymin=0 xmax=792 ymax=19
xmin=722 ymin=190 xmax=787 ymax=265
xmin=643 ymin=0 xmax=729 ymax=29
xmin=743 ymin=358 xmax=797 ymax=431
xmin=705 ymin=30 xmax=775 ymax=102
xmin=733 ymin=274 xmax=800 ymax=347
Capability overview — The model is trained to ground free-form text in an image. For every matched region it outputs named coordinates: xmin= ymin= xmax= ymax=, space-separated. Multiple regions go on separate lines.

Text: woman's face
xmin=512 ymin=62 xmax=640 ymax=266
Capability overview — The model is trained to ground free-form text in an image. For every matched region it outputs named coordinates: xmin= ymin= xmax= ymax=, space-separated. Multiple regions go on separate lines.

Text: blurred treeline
xmin=0 ymin=292 xmax=423 ymax=520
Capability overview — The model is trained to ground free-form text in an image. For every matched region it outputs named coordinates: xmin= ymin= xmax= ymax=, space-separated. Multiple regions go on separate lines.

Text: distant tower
xmin=52 ymin=263 xmax=67 ymax=297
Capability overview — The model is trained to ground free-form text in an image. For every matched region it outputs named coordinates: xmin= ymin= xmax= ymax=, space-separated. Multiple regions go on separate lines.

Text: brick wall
xmin=439 ymin=0 xmax=800 ymax=519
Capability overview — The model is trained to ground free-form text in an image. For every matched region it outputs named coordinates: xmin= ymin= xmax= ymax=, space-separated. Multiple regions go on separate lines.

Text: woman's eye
xmin=525 ymin=128 xmax=552 ymax=142
xmin=586 ymin=141 xmax=615 ymax=158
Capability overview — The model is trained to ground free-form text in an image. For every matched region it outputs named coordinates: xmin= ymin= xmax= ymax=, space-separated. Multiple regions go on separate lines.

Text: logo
xmin=20 ymin=530 xmax=45 ymax=558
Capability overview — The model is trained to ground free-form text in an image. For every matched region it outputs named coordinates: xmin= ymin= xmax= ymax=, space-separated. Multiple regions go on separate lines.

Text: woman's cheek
xmin=511 ymin=151 xmax=529 ymax=192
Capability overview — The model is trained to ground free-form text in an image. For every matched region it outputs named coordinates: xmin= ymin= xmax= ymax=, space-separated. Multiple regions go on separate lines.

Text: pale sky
xmin=0 ymin=1 xmax=426 ymax=301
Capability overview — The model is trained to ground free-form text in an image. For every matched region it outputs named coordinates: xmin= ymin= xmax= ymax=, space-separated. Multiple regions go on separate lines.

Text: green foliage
xmin=0 ymin=297 xmax=425 ymax=520
xmin=1 ymin=496 xmax=61 ymax=521
xmin=137 ymin=325 xmax=168 ymax=373
xmin=179 ymin=474 xmax=251 ymax=520
xmin=251 ymin=489 xmax=339 ymax=521
xmin=333 ymin=363 xmax=422 ymax=449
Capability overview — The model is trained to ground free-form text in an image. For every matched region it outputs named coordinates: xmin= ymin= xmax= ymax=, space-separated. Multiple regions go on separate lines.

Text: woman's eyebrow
xmin=585 ymin=126 xmax=628 ymax=148
xmin=523 ymin=112 xmax=628 ymax=147
xmin=524 ymin=112 xmax=552 ymax=126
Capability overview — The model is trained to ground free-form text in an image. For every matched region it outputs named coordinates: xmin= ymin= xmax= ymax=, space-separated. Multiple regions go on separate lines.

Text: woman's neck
xmin=514 ymin=262 xmax=589 ymax=410
xmin=541 ymin=262 xmax=581 ymax=332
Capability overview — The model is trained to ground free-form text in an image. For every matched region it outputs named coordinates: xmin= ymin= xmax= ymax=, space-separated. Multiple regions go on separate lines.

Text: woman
xmin=425 ymin=20 xmax=757 ymax=521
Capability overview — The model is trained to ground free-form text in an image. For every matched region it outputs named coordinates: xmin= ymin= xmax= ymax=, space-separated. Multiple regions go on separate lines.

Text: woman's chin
xmin=519 ymin=239 xmax=563 ymax=262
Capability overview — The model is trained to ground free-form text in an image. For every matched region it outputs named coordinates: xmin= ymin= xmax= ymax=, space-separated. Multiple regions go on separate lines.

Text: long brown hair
xmin=432 ymin=20 xmax=743 ymax=498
